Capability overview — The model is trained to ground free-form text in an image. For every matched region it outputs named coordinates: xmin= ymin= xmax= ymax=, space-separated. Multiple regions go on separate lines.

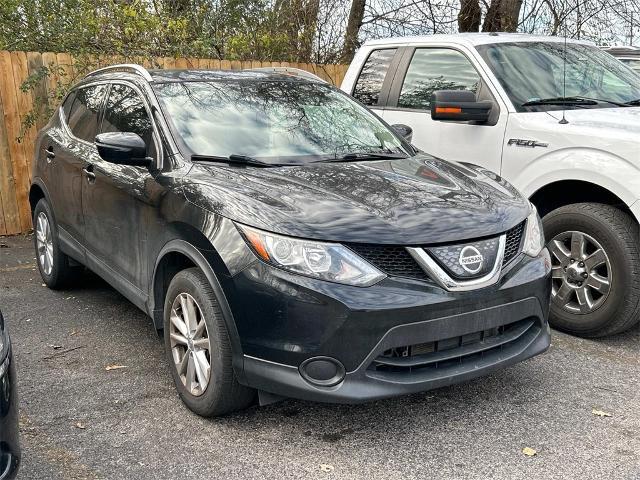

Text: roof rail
xmin=86 ymin=64 xmax=153 ymax=81
xmin=246 ymin=66 xmax=326 ymax=83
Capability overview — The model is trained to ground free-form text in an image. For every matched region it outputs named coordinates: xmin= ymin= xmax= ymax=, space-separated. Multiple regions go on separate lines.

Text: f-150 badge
xmin=507 ymin=139 xmax=549 ymax=148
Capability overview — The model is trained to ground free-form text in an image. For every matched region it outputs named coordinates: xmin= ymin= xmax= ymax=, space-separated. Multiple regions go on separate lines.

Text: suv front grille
xmin=347 ymin=221 xmax=526 ymax=282
xmin=345 ymin=244 xmax=428 ymax=280
xmin=503 ymin=221 xmax=526 ymax=265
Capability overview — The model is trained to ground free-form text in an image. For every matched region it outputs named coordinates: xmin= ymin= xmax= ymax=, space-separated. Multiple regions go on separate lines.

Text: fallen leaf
xmin=75 ymin=422 xmax=86 ymax=430
xmin=592 ymin=409 xmax=612 ymax=417
xmin=319 ymin=464 xmax=334 ymax=472
xmin=70 ymin=331 xmax=77 ymax=336
xmin=105 ymin=365 xmax=127 ymax=371
xmin=522 ymin=447 xmax=537 ymax=457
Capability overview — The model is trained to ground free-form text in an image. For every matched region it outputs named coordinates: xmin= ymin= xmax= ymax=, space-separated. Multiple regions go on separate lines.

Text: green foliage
xmin=0 ymin=0 xmax=319 ymax=61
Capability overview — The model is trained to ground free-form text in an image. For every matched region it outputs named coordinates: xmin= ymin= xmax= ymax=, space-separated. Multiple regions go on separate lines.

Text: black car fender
xmin=149 ymin=239 xmax=247 ymax=383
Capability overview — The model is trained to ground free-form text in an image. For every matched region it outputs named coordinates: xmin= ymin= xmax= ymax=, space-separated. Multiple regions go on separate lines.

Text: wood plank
xmin=0 ymin=82 xmax=19 ymax=235
xmin=41 ymin=53 xmax=60 ymax=109
xmin=221 ymin=60 xmax=233 ymax=70
xmin=175 ymin=57 xmax=188 ymax=69
xmin=26 ymin=52 xmax=49 ymax=130
xmin=10 ymin=51 xmax=37 ymax=193
xmin=55 ymin=53 xmax=74 ymax=89
xmin=0 ymin=51 xmax=31 ymax=232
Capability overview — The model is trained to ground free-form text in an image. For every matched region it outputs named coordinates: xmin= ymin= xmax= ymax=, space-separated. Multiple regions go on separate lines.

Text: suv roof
xmin=84 ymin=64 xmax=326 ymax=84
xmin=601 ymin=46 xmax=640 ymax=58
xmin=363 ymin=32 xmax=595 ymax=48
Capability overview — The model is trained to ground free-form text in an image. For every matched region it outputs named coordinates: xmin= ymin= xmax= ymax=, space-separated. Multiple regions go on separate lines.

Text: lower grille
xmin=369 ymin=318 xmax=536 ymax=374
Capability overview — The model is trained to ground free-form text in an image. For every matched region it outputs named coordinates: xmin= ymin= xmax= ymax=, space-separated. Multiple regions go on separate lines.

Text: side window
xmin=66 ymin=85 xmax=107 ymax=142
xmin=352 ymin=48 xmax=397 ymax=106
xmin=398 ymin=49 xmax=480 ymax=110
xmin=61 ymin=91 xmax=76 ymax=121
xmin=100 ymin=84 xmax=155 ymax=157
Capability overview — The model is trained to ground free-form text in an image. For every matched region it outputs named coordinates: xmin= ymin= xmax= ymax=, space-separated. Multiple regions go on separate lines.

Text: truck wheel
xmin=543 ymin=203 xmax=640 ymax=337
xmin=163 ymin=267 xmax=255 ymax=416
xmin=33 ymin=198 xmax=76 ymax=289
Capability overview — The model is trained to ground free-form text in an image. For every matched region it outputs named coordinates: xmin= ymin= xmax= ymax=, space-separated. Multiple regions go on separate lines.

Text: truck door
xmin=381 ymin=47 xmax=507 ymax=175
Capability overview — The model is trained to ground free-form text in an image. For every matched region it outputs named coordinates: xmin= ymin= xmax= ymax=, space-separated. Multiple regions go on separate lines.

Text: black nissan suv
xmin=30 ymin=65 xmax=551 ymax=416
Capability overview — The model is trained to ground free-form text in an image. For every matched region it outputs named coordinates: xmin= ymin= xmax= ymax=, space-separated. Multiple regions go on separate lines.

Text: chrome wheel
xmin=169 ymin=293 xmax=211 ymax=396
xmin=35 ymin=212 xmax=54 ymax=276
xmin=548 ymin=231 xmax=611 ymax=314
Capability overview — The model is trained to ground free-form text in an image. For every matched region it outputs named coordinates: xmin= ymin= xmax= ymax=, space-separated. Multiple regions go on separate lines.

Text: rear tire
xmin=33 ymin=198 xmax=76 ymax=289
xmin=543 ymin=202 xmax=640 ymax=337
xmin=163 ymin=267 xmax=255 ymax=416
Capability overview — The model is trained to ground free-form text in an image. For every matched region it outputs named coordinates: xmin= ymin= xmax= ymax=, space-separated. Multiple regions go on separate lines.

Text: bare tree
xmin=342 ymin=0 xmax=366 ymax=62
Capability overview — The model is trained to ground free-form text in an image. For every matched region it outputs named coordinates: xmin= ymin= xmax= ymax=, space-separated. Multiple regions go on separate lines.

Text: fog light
xmin=299 ymin=357 xmax=345 ymax=387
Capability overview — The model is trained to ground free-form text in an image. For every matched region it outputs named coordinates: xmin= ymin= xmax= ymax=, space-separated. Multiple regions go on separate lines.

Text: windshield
xmin=154 ymin=79 xmax=409 ymax=164
xmin=476 ymin=42 xmax=640 ymax=112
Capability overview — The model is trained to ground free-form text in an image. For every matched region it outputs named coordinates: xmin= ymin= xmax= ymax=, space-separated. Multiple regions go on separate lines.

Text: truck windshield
xmin=476 ymin=42 xmax=640 ymax=112
xmin=154 ymin=79 xmax=409 ymax=164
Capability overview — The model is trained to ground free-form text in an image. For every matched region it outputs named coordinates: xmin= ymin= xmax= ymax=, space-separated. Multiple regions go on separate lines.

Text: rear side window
xmin=398 ymin=48 xmax=480 ymax=110
xmin=100 ymin=84 xmax=155 ymax=157
xmin=61 ymin=91 xmax=76 ymax=121
xmin=352 ymin=48 xmax=397 ymax=106
xmin=66 ymin=85 xmax=107 ymax=142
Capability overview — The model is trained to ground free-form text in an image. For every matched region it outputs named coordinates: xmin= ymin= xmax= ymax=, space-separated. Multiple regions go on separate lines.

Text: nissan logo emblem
xmin=459 ymin=246 xmax=483 ymax=274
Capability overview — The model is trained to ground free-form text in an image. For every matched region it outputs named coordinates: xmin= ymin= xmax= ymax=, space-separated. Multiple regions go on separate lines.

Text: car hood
xmin=182 ymin=154 xmax=530 ymax=245
xmin=545 ymin=106 xmax=640 ymax=139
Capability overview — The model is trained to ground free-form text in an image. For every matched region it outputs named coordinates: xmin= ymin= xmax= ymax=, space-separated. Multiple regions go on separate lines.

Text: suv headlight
xmin=237 ymin=225 xmax=386 ymax=287
xmin=522 ymin=205 xmax=545 ymax=257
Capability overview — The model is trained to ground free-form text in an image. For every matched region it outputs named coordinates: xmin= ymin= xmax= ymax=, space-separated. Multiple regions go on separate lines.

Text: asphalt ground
xmin=0 ymin=234 xmax=638 ymax=480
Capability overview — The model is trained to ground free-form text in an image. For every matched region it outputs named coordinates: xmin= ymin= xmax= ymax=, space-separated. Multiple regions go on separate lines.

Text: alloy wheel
xmin=548 ymin=231 xmax=611 ymax=314
xmin=169 ymin=292 xmax=212 ymax=396
xmin=35 ymin=212 xmax=54 ymax=276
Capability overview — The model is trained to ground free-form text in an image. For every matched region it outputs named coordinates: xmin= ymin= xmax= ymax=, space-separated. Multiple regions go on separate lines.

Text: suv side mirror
xmin=95 ymin=132 xmax=152 ymax=167
xmin=431 ymin=90 xmax=492 ymax=123
xmin=392 ymin=124 xmax=413 ymax=143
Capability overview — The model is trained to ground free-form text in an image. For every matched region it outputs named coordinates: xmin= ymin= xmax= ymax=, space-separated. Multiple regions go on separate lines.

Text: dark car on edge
xmin=0 ymin=310 xmax=19 ymax=479
xmin=30 ymin=65 xmax=551 ymax=416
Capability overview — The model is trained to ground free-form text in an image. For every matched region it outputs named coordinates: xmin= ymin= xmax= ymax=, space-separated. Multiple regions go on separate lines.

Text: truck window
xmin=352 ymin=49 xmax=397 ymax=106
xmin=398 ymin=49 xmax=479 ymax=110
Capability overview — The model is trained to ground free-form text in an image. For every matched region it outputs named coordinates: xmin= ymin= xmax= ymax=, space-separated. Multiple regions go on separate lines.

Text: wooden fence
xmin=0 ymin=51 xmax=349 ymax=235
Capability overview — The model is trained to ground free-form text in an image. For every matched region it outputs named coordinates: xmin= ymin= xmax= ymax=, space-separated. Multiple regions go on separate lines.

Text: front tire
xmin=543 ymin=203 xmax=640 ymax=337
xmin=163 ymin=267 xmax=255 ymax=416
xmin=33 ymin=198 xmax=76 ymax=289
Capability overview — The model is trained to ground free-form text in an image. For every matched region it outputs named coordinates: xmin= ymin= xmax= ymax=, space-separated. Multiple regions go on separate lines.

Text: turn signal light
xmin=435 ymin=107 xmax=462 ymax=114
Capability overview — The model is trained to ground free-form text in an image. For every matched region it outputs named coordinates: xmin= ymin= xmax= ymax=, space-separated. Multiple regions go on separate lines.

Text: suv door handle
xmin=44 ymin=146 xmax=55 ymax=163
xmin=83 ymin=164 xmax=96 ymax=184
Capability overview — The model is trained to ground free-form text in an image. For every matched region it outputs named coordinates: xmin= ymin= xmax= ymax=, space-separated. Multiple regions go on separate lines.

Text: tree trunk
xmin=481 ymin=0 xmax=523 ymax=32
xmin=458 ymin=0 xmax=482 ymax=32
xmin=342 ymin=0 xmax=366 ymax=63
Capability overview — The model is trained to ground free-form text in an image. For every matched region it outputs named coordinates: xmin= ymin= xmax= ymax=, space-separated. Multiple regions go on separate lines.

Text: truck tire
xmin=543 ymin=202 xmax=640 ymax=337
xmin=163 ymin=267 xmax=255 ymax=416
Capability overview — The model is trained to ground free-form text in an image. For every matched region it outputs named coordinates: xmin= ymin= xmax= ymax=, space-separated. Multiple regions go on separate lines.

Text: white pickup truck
xmin=342 ymin=33 xmax=640 ymax=337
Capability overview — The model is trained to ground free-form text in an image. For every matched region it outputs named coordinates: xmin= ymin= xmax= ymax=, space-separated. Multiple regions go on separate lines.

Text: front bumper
xmin=227 ymin=248 xmax=552 ymax=403
xmin=0 ymin=342 xmax=19 ymax=480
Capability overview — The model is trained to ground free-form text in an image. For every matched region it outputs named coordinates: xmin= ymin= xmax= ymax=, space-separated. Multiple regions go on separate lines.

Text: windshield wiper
xmin=317 ymin=151 xmax=409 ymax=164
xmin=521 ymin=97 xmax=598 ymax=107
xmin=625 ymin=99 xmax=640 ymax=106
xmin=191 ymin=154 xmax=276 ymax=167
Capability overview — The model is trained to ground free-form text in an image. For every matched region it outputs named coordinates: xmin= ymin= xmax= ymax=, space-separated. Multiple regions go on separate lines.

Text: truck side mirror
xmin=431 ymin=90 xmax=492 ymax=123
